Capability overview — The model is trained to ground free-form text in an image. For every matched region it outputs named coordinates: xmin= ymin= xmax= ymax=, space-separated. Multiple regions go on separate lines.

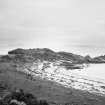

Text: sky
xmin=0 ymin=0 xmax=105 ymax=57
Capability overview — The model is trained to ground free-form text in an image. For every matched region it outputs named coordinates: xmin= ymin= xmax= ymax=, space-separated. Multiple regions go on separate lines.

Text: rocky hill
xmin=7 ymin=48 xmax=105 ymax=63
xmin=1 ymin=48 xmax=105 ymax=73
xmin=1 ymin=48 xmax=87 ymax=69
xmin=8 ymin=48 xmax=84 ymax=63
xmin=91 ymin=55 xmax=105 ymax=63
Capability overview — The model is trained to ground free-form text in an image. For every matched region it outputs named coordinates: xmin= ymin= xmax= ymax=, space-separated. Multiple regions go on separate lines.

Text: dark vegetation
xmin=0 ymin=89 xmax=49 ymax=105
xmin=101 ymin=86 xmax=105 ymax=89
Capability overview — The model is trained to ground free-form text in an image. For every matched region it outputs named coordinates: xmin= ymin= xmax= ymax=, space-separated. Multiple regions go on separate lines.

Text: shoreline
xmin=17 ymin=63 xmax=105 ymax=96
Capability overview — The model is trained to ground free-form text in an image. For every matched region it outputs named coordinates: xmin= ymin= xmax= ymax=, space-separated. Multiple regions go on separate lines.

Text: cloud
xmin=0 ymin=0 xmax=105 ymax=55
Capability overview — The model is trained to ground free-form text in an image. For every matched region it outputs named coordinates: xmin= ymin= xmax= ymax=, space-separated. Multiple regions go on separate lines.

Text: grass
xmin=0 ymin=62 xmax=105 ymax=105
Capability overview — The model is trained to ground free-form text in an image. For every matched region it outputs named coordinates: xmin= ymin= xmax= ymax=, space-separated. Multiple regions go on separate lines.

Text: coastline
xmin=17 ymin=63 xmax=105 ymax=96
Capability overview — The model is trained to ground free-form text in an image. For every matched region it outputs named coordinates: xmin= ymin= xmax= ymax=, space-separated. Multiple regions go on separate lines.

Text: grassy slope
xmin=0 ymin=62 xmax=105 ymax=105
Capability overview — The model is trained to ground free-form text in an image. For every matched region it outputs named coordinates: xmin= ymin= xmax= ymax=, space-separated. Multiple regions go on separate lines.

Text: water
xmin=71 ymin=64 xmax=105 ymax=81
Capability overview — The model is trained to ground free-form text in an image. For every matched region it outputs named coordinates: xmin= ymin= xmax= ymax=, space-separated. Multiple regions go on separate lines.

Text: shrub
xmin=0 ymin=89 xmax=50 ymax=105
xmin=39 ymin=100 xmax=49 ymax=105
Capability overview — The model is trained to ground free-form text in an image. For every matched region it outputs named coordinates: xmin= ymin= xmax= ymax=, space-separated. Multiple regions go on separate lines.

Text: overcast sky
xmin=0 ymin=0 xmax=105 ymax=56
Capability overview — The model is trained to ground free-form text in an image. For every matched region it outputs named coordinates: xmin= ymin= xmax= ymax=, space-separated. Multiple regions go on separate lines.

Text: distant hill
xmin=7 ymin=48 xmax=87 ymax=63
xmin=8 ymin=48 xmax=61 ymax=62
xmin=58 ymin=51 xmax=85 ymax=63
xmin=6 ymin=48 xmax=105 ymax=63
xmin=0 ymin=48 xmax=105 ymax=70
xmin=91 ymin=55 xmax=105 ymax=63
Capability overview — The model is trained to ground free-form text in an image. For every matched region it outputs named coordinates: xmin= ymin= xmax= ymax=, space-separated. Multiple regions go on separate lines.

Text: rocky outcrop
xmin=91 ymin=55 xmax=105 ymax=63
xmin=8 ymin=48 xmax=88 ymax=63
xmin=58 ymin=52 xmax=85 ymax=63
xmin=7 ymin=48 xmax=105 ymax=64
xmin=2 ymin=48 xmax=86 ymax=69
xmin=0 ymin=48 xmax=105 ymax=71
